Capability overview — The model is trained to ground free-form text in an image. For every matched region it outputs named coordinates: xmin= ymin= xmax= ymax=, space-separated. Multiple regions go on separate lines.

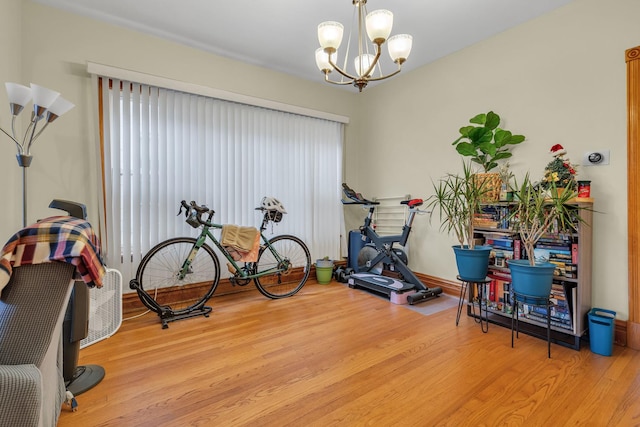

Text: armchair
xmin=0 ymin=213 xmax=106 ymax=426
xmin=0 ymin=262 xmax=76 ymax=427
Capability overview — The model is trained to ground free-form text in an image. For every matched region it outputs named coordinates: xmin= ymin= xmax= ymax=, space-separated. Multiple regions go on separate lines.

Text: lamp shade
xmin=388 ymin=34 xmax=413 ymax=63
xmin=30 ymin=83 xmax=60 ymax=109
xmin=48 ymin=96 xmax=75 ymax=117
xmin=354 ymin=54 xmax=376 ymax=77
xmin=5 ymin=83 xmax=32 ymax=108
xmin=315 ymin=48 xmax=335 ymax=72
xmin=318 ymin=21 xmax=344 ymax=51
xmin=365 ymin=9 xmax=393 ymax=43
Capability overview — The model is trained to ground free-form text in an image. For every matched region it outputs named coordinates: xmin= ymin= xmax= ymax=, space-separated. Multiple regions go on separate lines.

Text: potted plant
xmin=498 ymin=162 xmax=514 ymax=202
xmin=426 ymin=161 xmax=493 ymax=281
xmin=541 ymin=144 xmax=578 ymax=192
xmin=315 ymin=256 xmax=334 ymax=284
xmin=452 ymin=111 xmax=526 ymax=201
xmin=507 ymin=173 xmax=582 ymax=298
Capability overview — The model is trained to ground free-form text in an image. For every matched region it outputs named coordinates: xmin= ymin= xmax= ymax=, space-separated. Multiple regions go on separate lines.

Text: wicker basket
xmin=474 ymin=172 xmax=501 ymax=202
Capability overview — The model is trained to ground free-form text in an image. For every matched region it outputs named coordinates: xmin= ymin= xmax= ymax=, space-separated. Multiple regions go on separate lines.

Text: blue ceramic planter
xmin=508 ymin=259 xmax=556 ymax=300
xmin=452 ymin=245 xmax=492 ymax=282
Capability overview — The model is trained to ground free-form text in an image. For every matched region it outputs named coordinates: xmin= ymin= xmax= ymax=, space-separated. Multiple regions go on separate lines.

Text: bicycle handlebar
xmin=178 ymin=199 xmax=282 ymax=229
xmin=178 ymin=200 xmax=215 ymax=227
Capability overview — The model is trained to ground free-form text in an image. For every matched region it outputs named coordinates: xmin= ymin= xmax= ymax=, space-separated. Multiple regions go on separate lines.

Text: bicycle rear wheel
xmin=254 ymin=235 xmax=311 ymax=298
xmin=136 ymin=237 xmax=220 ymax=315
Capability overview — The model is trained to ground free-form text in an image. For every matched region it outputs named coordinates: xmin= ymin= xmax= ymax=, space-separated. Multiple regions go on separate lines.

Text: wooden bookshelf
xmin=467 ymin=201 xmax=593 ymax=350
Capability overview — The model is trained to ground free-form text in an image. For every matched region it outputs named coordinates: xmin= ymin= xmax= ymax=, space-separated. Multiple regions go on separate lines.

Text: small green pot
xmin=315 ymin=265 xmax=334 ymax=284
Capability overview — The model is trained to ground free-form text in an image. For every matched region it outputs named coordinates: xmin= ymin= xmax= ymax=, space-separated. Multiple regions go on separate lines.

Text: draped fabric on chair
xmin=99 ymin=78 xmax=343 ymax=281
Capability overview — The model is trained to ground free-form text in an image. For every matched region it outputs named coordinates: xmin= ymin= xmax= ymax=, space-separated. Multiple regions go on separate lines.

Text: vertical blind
xmin=100 ymin=78 xmax=343 ymax=280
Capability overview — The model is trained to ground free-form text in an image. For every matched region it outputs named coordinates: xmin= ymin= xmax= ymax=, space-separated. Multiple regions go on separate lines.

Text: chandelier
xmin=315 ymin=0 xmax=413 ymax=92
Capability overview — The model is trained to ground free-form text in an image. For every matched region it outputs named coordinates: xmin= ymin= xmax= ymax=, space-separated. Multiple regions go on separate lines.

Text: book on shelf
xmin=489 ymin=280 xmax=496 ymax=302
xmin=536 ymin=244 xmax=571 ymax=252
xmin=549 ymin=260 xmax=566 ymax=277
xmin=478 ymin=279 xmax=511 ymax=312
xmin=488 ymin=270 xmax=512 ymax=280
xmin=571 ymin=243 xmax=579 ymax=264
xmin=549 ymin=251 xmax=572 ymax=260
xmin=529 ymin=306 xmax=572 ymax=323
xmin=523 ymin=312 xmax=573 ymax=331
xmin=486 ymin=237 xmax=514 ymax=248
xmin=538 ymin=233 xmax=572 ymax=244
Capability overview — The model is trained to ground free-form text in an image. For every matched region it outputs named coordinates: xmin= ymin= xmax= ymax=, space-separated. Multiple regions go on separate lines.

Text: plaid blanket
xmin=0 ymin=216 xmax=106 ymax=294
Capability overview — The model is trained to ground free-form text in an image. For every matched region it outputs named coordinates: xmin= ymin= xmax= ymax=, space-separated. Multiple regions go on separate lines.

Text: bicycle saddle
xmin=401 ymin=199 xmax=424 ymax=208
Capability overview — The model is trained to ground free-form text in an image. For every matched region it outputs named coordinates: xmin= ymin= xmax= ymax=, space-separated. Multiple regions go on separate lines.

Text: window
xmin=99 ymin=78 xmax=343 ymax=280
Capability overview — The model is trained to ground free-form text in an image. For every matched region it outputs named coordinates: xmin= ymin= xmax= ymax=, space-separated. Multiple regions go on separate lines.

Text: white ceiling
xmin=34 ymin=0 xmax=574 ymax=88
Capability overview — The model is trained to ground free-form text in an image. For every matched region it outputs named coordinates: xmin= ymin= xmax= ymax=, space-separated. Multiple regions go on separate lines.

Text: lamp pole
xmin=16 ymin=154 xmax=32 ymax=227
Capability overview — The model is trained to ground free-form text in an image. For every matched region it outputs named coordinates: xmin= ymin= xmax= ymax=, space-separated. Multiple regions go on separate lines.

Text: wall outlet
xmin=582 ymin=150 xmax=610 ymax=166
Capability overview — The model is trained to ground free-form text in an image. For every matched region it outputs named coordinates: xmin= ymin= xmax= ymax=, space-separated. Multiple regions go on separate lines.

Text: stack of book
xmin=519 ymin=282 xmax=576 ymax=332
xmin=475 ymin=205 xmax=512 ymax=229
xmin=534 ymin=234 xmax=578 ymax=278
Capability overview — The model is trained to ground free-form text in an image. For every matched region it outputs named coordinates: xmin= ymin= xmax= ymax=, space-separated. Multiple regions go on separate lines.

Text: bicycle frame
xmin=178 ymin=213 xmax=288 ymax=281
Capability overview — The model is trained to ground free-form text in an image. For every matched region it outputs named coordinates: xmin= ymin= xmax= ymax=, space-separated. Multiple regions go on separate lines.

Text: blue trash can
xmin=588 ymin=308 xmax=616 ymax=356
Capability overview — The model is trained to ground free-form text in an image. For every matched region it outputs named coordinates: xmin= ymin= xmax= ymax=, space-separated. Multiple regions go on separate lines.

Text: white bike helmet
xmin=261 ymin=196 xmax=287 ymax=223
xmin=261 ymin=196 xmax=287 ymax=214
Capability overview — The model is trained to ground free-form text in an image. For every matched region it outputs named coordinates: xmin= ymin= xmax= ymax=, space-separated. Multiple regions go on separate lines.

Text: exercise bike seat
xmin=401 ymin=199 xmax=424 ymax=208
xmin=342 ymin=183 xmax=378 ymax=205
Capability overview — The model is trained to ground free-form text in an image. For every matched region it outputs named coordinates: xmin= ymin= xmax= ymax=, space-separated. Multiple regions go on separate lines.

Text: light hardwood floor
xmin=58 ymin=280 xmax=640 ymax=426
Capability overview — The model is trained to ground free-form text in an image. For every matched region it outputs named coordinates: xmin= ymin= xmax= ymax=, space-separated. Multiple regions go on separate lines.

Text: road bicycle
xmin=129 ymin=198 xmax=311 ymax=328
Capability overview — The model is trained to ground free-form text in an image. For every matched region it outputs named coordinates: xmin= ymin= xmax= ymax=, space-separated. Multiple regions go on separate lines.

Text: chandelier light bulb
xmin=365 ymin=9 xmax=393 ymax=44
xmin=388 ymin=34 xmax=413 ymax=64
xmin=354 ymin=54 xmax=376 ymax=78
xmin=318 ymin=21 xmax=344 ymax=52
xmin=315 ymin=48 xmax=335 ymax=73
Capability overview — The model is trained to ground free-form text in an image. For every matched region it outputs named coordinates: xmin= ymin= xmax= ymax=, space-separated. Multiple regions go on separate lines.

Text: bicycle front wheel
xmin=136 ymin=237 xmax=220 ymax=315
xmin=254 ymin=235 xmax=311 ymax=298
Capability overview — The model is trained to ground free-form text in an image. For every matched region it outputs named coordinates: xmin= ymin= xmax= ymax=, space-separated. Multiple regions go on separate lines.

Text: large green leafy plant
xmin=452 ymin=111 xmax=525 ymax=172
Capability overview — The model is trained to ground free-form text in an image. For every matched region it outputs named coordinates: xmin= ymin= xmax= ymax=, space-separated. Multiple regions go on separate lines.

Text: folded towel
xmin=221 ymin=225 xmax=260 ymax=262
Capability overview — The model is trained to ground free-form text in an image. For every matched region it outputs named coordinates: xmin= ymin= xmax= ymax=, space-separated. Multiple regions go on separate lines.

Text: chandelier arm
xmin=328 ymin=56 xmax=357 ymax=81
xmin=324 ymin=78 xmax=354 ymax=86
xmin=360 ymin=44 xmax=383 ymax=80
xmin=366 ymin=67 xmax=403 ymax=83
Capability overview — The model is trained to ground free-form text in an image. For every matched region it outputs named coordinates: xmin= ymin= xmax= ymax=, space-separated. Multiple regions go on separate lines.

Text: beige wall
xmin=0 ymin=1 xmax=357 ymax=237
xmin=1 ymin=0 xmax=638 ymax=319
xmin=0 ymin=0 xmax=23 ymax=228
xmin=349 ymin=0 xmax=640 ymax=320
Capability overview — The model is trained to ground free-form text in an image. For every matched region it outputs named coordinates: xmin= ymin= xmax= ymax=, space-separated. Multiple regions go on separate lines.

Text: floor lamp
xmin=1 ymin=83 xmax=74 ymax=227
